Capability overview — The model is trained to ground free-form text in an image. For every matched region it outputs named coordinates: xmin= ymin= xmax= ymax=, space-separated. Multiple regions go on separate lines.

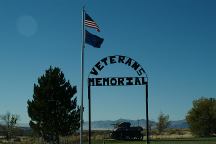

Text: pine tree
xmin=27 ymin=67 xmax=80 ymax=143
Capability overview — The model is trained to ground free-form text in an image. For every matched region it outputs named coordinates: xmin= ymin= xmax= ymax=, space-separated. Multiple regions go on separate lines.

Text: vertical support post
xmin=88 ymin=80 xmax=91 ymax=144
xmin=80 ymin=7 xmax=85 ymax=144
xmin=145 ymin=82 xmax=149 ymax=144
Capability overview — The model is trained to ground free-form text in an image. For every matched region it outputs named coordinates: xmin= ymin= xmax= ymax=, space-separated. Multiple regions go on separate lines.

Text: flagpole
xmin=80 ymin=7 xmax=85 ymax=144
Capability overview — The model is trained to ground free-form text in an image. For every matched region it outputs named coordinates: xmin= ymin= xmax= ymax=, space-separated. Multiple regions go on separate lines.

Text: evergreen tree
xmin=27 ymin=67 xmax=80 ymax=143
xmin=186 ymin=97 xmax=216 ymax=137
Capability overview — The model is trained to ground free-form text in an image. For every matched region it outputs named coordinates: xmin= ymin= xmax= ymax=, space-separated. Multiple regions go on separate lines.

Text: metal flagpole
xmin=80 ymin=7 xmax=85 ymax=144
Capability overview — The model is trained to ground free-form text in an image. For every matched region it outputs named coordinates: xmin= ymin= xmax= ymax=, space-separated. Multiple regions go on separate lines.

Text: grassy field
xmin=0 ymin=132 xmax=215 ymax=144
xmin=88 ymin=137 xmax=216 ymax=144
xmin=0 ymin=137 xmax=216 ymax=144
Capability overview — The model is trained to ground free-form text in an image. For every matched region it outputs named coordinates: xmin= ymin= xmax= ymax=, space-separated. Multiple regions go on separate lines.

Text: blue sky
xmin=0 ymin=0 xmax=216 ymax=124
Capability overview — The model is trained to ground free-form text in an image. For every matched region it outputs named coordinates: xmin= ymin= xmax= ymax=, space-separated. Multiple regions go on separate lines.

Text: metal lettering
xmin=135 ymin=77 xmax=141 ymax=85
xmin=125 ymin=58 xmax=132 ymax=66
xmin=110 ymin=78 xmax=117 ymax=85
xmin=95 ymin=61 xmax=104 ymax=71
xmin=118 ymin=56 xmax=125 ymax=63
xmin=103 ymin=78 xmax=110 ymax=86
xmin=89 ymin=77 xmax=146 ymax=86
xmin=96 ymin=78 xmax=102 ymax=86
xmin=89 ymin=55 xmax=146 ymax=77
xmin=101 ymin=57 xmax=108 ymax=66
xmin=109 ymin=56 xmax=116 ymax=64
xmin=89 ymin=78 xmax=95 ymax=86
xmin=126 ymin=77 xmax=133 ymax=85
xmin=90 ymin=67 xmax=98 ymax=76
xmin=118 ymin=78 xmax=124 ymax=85
xmin=137 ymin=68 xmax=145 ymax=76
xmin=131 ymin=61 xmax=140 ymax=71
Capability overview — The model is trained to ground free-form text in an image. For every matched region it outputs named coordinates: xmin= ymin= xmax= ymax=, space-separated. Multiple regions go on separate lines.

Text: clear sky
xmin=0 ymin=0 xmax=216 ymax=124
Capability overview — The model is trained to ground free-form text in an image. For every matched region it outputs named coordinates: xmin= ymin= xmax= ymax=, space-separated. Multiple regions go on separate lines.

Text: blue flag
xmin=85 ymin=30 xmax=104 ymax=48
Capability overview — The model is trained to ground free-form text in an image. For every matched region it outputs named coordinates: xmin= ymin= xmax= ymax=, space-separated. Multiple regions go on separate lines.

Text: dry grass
xmin=0 ymin=129 xmax=215 ymax=144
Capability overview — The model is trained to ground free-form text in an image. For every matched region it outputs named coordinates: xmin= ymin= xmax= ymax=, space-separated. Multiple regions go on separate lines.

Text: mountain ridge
xmin=0 ymin=119 xmax=188 ymax=130
xmin=83 ymin=119 xmax=188 ymax=130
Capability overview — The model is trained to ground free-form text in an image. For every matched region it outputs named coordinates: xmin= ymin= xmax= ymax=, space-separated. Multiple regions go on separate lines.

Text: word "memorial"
xmin=88 ymin=77 xmax=146 ymax=86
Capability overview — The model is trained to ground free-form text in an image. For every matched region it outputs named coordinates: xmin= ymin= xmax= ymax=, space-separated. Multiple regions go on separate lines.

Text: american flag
xmin=85 ymin=13 xmax=100 ymax=32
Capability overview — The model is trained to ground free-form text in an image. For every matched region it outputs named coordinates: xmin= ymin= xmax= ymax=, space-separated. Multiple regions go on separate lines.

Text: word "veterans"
xmin=90 ymin=55 xmax=146 ymax=76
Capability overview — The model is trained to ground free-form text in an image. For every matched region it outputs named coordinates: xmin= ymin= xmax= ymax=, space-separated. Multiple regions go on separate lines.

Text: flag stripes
xmin=85 ymin=13 xmax=100 ymax=32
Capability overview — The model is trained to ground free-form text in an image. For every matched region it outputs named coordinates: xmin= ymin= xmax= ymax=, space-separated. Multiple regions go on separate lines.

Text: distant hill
xmin=169 ymin=119 xmax=189 ymax=129
xmin=83 ymin=119 xmax=188 ymax=130
xmin=18 ymin=123 xmax=30 ymax=127
xmin=1 ymin=119 xmax=188 ymax=130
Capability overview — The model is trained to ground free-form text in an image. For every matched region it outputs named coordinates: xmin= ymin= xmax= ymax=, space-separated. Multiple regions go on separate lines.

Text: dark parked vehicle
xmin=111 ymin=122 xmax=144 ymax=140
